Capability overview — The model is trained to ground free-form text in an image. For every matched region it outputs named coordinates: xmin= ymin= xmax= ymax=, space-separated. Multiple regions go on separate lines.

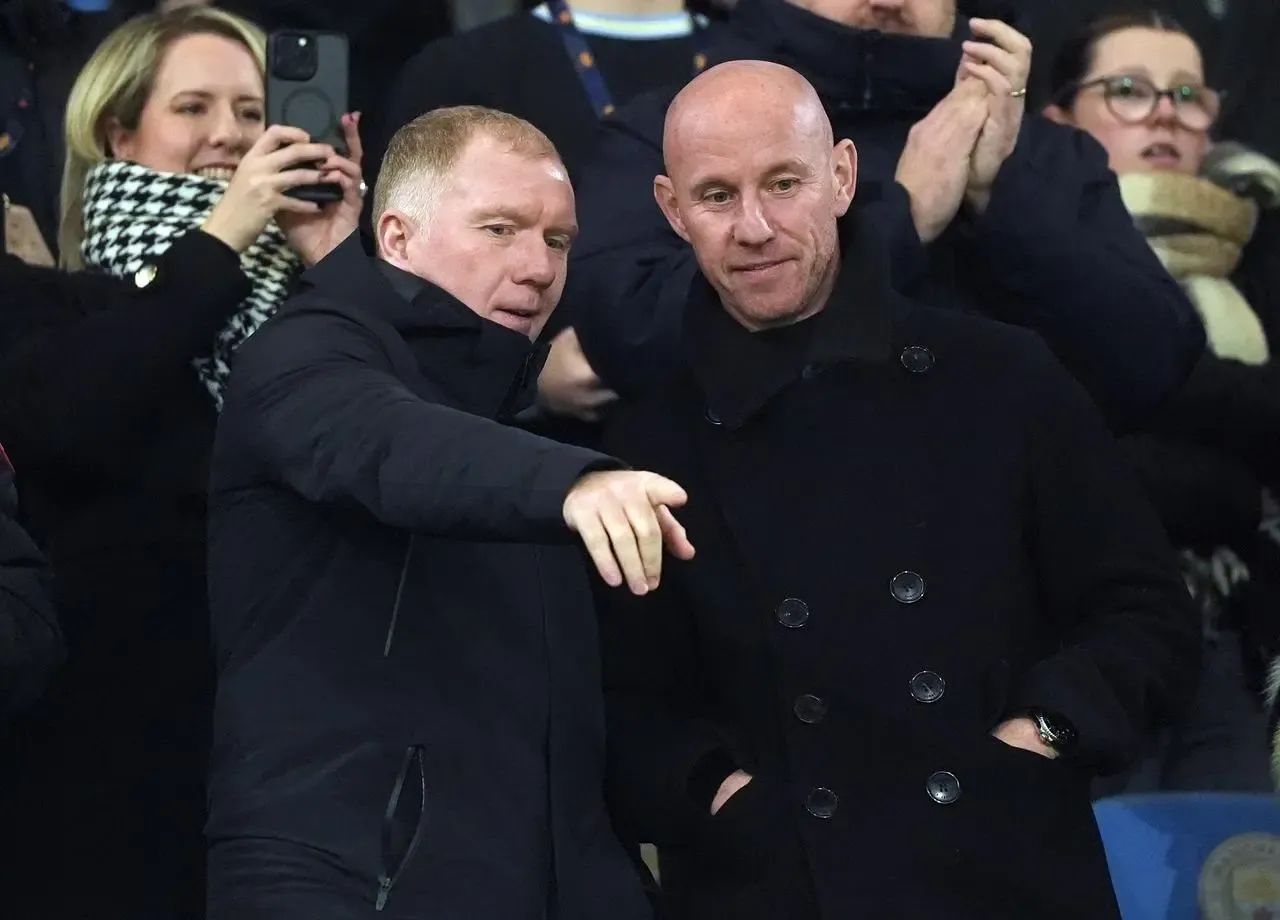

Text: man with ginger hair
xmin=594 ymin=61 xmax=1200 ymax=920
xmin=204 ymin=105 xmax=685 ymax=920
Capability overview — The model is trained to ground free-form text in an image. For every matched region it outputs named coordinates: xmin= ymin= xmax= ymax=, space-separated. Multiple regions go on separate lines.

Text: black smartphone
xmin=266 ymin=30 xmax=349 ymax=205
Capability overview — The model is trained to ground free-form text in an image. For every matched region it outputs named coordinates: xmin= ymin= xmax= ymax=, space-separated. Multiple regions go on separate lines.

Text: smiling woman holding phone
xmin=0 ymin=6 xmax=363 ymax=917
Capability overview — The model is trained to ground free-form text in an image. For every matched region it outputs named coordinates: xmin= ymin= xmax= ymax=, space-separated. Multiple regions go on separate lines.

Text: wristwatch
xmin=1025 ymin=708 xmax=1078 ymax=756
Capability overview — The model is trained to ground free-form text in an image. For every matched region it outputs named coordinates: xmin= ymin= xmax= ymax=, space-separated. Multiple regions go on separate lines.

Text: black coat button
xmin=805 ymin=786 xmax=838 ymax=818
xmin=909 ymin=671 xmax=945 ymax=703
xmin=801 ymin=362 xmax=818 ymax=380
xmin=890 ymin=571 xmax=926 ymax=604
xmin=793 ymin=694 xmax=827 ymax=724
xmin=900 ymin=345 xmax=935 ymax=374
xmin=704 ymin=407 xmax=722 ymax=426
xmin=776 ymin=597 xmax=810 ymax=628
xmin=926 ymin=771 xmax=961 ymax=804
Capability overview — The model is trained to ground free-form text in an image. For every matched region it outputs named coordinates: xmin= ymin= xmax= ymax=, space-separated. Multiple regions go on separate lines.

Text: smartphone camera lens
xmin=272 ymin=32 xmax=318 ymax=81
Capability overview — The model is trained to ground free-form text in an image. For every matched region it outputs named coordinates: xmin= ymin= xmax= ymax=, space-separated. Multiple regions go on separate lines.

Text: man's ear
xmin=1042 ymin=103 xmax=1072 ymax=126
xmin=654 ymin=175 xmax=690 ymax=243
xmin=376 ymin=209 xmax=415 ymax=268
xmin=831 ymin=138 xmax=857 ymax=217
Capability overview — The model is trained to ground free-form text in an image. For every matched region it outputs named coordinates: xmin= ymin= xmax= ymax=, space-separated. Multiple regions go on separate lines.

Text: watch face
xmin=1039 ymin=711 xmax=1077 ymax=749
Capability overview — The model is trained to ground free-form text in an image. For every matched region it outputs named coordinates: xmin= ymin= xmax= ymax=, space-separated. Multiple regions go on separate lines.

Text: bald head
xmin=653 ymin=60 xmax=856 ymax=333
xmin=664 ymin=61 xmax=833 ymax=179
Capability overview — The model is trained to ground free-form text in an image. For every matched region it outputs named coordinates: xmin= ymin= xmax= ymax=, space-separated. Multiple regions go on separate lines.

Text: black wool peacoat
xmin=596 ymin=216 xmax=1202 ymax=920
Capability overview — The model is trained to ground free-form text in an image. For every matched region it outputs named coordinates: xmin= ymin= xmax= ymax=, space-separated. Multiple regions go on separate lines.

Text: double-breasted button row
xmin=778 ymin=582 xmax=928 ymax=624
xmin=776 ymin=574 xmax=925 ymax=629
xmin=708 ymin=345 xmax=933 ymax=426
xmin=803 ymin=773 xmax=959 ymax=817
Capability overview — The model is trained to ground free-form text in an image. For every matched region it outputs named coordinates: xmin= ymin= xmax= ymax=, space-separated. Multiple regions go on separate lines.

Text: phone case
xmin=266 ymin=31 xmax=349 ymax=203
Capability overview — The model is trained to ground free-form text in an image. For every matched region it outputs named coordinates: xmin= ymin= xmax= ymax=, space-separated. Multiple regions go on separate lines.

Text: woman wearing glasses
xmin=1044 ymin=10 xmax=1280 ymax=793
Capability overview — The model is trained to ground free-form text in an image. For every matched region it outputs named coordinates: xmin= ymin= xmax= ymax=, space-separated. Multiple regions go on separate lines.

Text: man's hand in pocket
xmin=710 ymin=769 xmax=754 ymax=815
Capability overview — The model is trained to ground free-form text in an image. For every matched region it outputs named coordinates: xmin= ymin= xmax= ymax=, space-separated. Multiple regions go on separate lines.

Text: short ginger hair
xmin=372 ymin=105 xmax=562 ymax=230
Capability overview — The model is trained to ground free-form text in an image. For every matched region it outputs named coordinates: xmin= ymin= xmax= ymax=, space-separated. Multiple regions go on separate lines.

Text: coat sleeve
xmin=1005 ymin=339 xmax=1202 ymax=773
xmin=955 ymin=123 xmax=1205 ymax=432
xmin=596 ymin=571 xmax=743 ymax=845
xmin=1138 ymin=213 xmax=1280 ymax=484
xmin=562 ymin=101 xmax=698 ymax=398
xmin=1139 ymin=351 xmax=1280 ymax=488
xmin=1123 ymin=433 xmax=1263 ymax=548
xmin=0 ymin=229 xmax=249 ymax=473
xmin=222 ymin=306 xmax=622 ymax=542
xmin=594 ymin=409 xmax=742 ymax=846
xmin=0 ymin=474 xmax=62 ymax=724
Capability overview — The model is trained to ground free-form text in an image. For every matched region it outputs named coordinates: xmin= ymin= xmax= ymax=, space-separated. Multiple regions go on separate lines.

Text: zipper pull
xmin=375 ymin=876 xmax=392 ymax=912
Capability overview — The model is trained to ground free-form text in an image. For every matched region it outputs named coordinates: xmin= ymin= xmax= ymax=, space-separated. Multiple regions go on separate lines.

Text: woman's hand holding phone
xmin=201 ymin=124 xmax=335 ymax=253
xmin=277 ymin=112 xmax=366 ymax=266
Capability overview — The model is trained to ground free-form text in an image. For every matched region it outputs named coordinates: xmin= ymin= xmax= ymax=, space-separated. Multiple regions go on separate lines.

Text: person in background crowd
xmin=545 ymin=0 xmax=1204 ymax=433
xmin=0 ymin=441 xmax=62 ymax=727
xmin=1043 ymin=9 xmax=1280 ymax=794
xmin=0 ymin=7 xmax=361 ymax=917
xmin=0 ymin=0 xmax=133 ymax=262
xmin=205 ymin=105 xmax=690 ymax=919
xmin=378 ymin=0 xmax=710 ymax=184
xmin=1026 ymin=0 xmax=1280 ymax=164
xmin=458 ymin=0 xmax=520 ymax=31
xmin=596 ymin=60 xmax=1200 ymax=920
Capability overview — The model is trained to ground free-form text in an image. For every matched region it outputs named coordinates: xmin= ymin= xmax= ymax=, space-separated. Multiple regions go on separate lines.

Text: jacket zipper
xmin=375 ymin=744 xmax=427 ymax=911
xmin=382 ymin=537 xmax=415 ymax=657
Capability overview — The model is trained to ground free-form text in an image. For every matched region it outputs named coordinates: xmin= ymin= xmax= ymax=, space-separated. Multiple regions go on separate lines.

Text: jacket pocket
xmin=375 ymin=744 xmax=427 ymax=911
xmin=383 ymin=537 xmax=416 ymax=657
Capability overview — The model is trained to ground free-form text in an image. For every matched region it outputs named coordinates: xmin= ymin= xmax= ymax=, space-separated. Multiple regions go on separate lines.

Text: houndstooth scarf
xmin=80 ymin=159 xmax=302 ymax=409
xmin=1119 ymin=143 xmax=1280 ymax=365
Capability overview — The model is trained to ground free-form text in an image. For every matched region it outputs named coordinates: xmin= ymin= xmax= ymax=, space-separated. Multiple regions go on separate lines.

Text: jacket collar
xmin=720 ymin=0 xmax=965 ymax=115
xmin=685 ymin=209 xmax=895 ymax=430
xmin=299 ymin=232 xmax=545 ymax=421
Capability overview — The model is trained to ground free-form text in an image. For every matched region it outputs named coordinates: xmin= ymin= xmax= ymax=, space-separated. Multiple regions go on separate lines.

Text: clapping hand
xmin=958 ymin=18 xmax=1033 ymax=211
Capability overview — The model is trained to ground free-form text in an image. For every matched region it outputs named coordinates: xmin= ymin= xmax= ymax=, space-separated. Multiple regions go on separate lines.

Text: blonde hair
xmin=372 ymin=105 xmax=561 ymax=237
xmin=58 ymin=7 xmax=265 ymax=268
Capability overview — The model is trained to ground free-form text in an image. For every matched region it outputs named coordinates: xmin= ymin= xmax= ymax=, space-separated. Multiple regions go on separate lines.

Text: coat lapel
xmin=676 ymin=214 xmax=908 ymax=604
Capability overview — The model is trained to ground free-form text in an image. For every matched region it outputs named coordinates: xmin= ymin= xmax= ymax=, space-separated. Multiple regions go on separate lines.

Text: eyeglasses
xmin=1073 ymin=74 xmax=1222 ymax=131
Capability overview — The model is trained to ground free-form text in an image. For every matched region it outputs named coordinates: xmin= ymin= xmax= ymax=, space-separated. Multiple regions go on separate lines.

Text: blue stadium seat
xmin=1094 ymin=792 xmax=1280 ymax=919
